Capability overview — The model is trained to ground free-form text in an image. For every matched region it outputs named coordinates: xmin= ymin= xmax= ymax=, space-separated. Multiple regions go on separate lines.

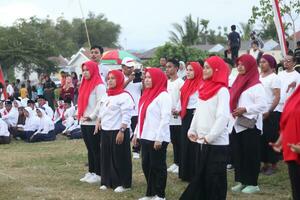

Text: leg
xmin=140 ymin=140 xmax=152 ymax=196
xmin=170 ymin=125 xmax=181 ymax=165
xmin=287 ymin=161 xmax=300 ymax=200
xmin=81 ymin=125 xmax=95 ymax=173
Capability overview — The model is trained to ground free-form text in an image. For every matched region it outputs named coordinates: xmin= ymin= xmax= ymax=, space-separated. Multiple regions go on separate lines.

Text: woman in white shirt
xmin=176 ymin=62 xmax=203 ymax=182
xmin=180 ymin=56 xmax=230 ymax=200
xmin=133 ymin=68 xmax=171 ymax=200
xmin=30 ymin=108 xmax=56 ymax=142
xmin=77 ymin=61 xmax=107 ymax=184
xmin=0 ymin=115 xmax=10 ymax=144
xmin=96 ymin=70 xmax=134 ymax=192
xmin=230 ymin=54 xmax=267 ymax=194
xmin=259 ymin=54 xmax=281 ymax=175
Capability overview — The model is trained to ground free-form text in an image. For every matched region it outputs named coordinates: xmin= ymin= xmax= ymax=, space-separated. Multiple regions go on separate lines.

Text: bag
xmin=236 ymin=115 xmax=257 ymax=129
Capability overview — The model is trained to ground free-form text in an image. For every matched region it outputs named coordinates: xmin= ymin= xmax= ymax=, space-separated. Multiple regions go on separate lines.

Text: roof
xmin=137 ymin=48 xmax=158 ymax=60
xmin=48 ymin=55 xmax=69 ymax=66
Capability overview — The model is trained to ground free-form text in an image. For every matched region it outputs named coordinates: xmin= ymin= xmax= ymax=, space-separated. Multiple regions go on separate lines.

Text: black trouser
xmin=261 ymin=111 xmax=281 ymax=164
xmin=131 ymin=116 xmax=140 ymax=153
xmin=232 ymin=128 xmax=261 ymax=186
xmin=287 ymin=161 xmax=300 ymax=200
xmin=180 ymin=144 xmax=228 ymax=200
xmin=170 ymin=125 xmax=181 ymax=165
xmin=140 ymin=139 xmax=168 ymax=198
xmin=230 ymin=46 xmax=239 ymax=63
xmin=101 ymin=129 xmax=132 ymax=189
xmin=81 ymin=125 xmax=101 ymax=176
xmin=0 ymin=136 xmax=10 ymax=144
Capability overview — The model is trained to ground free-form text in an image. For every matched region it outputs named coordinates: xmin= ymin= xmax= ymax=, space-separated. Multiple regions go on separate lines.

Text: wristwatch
xmin=119 ymin=127 xmax=126 ymax=133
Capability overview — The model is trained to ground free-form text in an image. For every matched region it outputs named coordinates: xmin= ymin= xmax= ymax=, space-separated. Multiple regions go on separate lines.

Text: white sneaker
xmin=99 ymin=185 xmax=107 ymax=190
xmin=153 ymin=195 xmax=166 ymax=200
xmin=114 ymin=186 xmax=130 ymax=193
xmin=133 ymin=152 xmax=140 ymax=159
xmin=85 ymin=174 xmax=101 ymax=184
xmin=138 ymin=197 xmax=154 ymax=200
xmin=79 ymin=172 xmax=92 ymax=182
xmin=167 ymin=163 xmax=177 ymax=172
xmin=172 ymin=166 xmax=179 ymax=173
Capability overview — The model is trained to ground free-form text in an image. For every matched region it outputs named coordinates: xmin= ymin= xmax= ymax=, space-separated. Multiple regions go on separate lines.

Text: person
xmin=228 ymin=25 xmax=241 ymax=63
xmin=177 ymin=61 xmax=187 ymax=79
xmin=166 ymin=58 xmax=184 ymax=174
xmin=13 ymin=79 xmax=21 ymax=99
xmin=96 ymin=70 xmax=134 ymax=192
xmin=43 ymin=75 xmax=56 ymax=110
xmin=286 ymin=41 xmax=294 ymax=55
xmin=2 ymin=100 xmax=18 ymax=129
xmin=0 ymin=114 xmax=11 ymax=144
xmin=0 ymin=83 xmax=5 ymax=101
xmin=29 ymin=108 xmax=56 ymax=142
xmin=259 ymin=54 xmax=281 ymax=175
xmin=27 ymin=99 xmax=36 ymax=111
xmin=26 ymin=80 xmax=32 ymax=99
xmin=60 ymin=71 xmax=67 ymax=88
xmin=37 ymin=95 xmax=54 ymax=120
xmin=90 ymin=45 xmax=109 ymax=84
xmin=248 ymin=40 xmax=263 ymax=65
xmin=20 ymin=83 xmax=28 ymax=99
xmin=176 ymin=62 xmax=203 ymax=182
xmin=78 ymin=61 xmax=107 ymax=184
xmin=230 ymin=54 xmax=267 ymax=194
xmin=37 ymin=82 xmax=44 ymax=96
xmin=60 ymin=76 xmax=75 ymax=102
xmin=270 ymin=85 xmax=300 ymax=200
xmin=122 ymin=57 xmax=143 ymax=159
xmin=277 ymin=54 xmax=300 ymax=113
xmin=5 ymin=80 xmax=14 ymax=99
xmin=133 ymin=68 xmax=171 ymax=200
xmin=10 ymin=106 xmax=26 ymax=138
xmin=53 ymin=98 xmax=66 ymax=134
xmin=71 ymin=72 xmax=79 ymax=105
xmin=180 ymin=56 xmax=230 ymax=200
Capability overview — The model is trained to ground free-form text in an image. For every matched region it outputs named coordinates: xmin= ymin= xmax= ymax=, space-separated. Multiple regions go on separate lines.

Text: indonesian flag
xmin=272 ymin=0 xmax=288 ymax=57
xmin=0 ymin=65 xmax=7 ymax=100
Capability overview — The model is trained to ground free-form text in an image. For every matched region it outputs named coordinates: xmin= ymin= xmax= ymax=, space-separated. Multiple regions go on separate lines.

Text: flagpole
xmin=78 ymin=0 xmax=91 ymax=48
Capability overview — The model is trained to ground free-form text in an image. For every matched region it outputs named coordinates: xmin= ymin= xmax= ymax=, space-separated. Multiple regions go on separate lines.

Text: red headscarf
xmin=180 ymin=62 xmax=203 ymax=118
xmin=107 ymin=70 xmax=125 ymax=96
xmin=230 ymin=54 xmax=260 ymax=112
xmin=280 ymin=85 xmax=300 ymax=164
xmin=138 ymin=68 xmax=167 ymax=135
xmin=77 ymin=61 xmax=103 ymax=119
xmin=199 ymin=56 xmax=229 ymax=101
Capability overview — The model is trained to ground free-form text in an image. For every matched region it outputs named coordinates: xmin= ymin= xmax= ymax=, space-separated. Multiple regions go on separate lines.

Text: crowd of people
xmin=0 ymin=39 xmax=300 ymax=200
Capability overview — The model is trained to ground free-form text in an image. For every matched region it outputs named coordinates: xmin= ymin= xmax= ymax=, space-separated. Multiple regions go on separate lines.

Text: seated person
xmin=2 ymin=100 xmax=19 ymax=133
xmin=15 ymin=107 xmax=39 ymax=141
xmin=10 ymin=106 xmax=26 ymax=138
xmin=0 ymin=113 xmax=11 ymax=144
xmin=54 ymin=98 xmax=75 ymax=134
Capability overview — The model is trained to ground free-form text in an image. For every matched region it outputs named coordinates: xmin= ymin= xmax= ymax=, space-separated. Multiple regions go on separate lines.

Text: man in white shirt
xmin=0 ymin=116 xmax=11 ymax=144
xmin=166 ymin=58 xmax=184 ymax=174
xmin=89 ymin=45 xmax=109 ymax=84
xmin=122 ymin=57 xmax=143 ymax=159
xmin=2 ymin=100 xmax=18 ymax=129
xmin=5 ymin=80 xmax=14 ymax=99
xmin=37 ymin=95 xmax=54 ymax=120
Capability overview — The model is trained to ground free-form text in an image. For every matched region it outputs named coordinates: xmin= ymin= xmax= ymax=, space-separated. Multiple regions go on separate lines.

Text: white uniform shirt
xmin=176 ymin=91 xmax=199 ymax=111
xmin=2 ymin=108 xmax=18 ymax=127
xmin=99 ymin=92 xmax=134 ymax=131
xmin=124 ymin=76 xmax=142 ymax=116
xmin=189 ymin=87 xmax=230 ymax=145
xmin=135 ymin=91 xmax=172 ymax=142
xmin=259 ymin=73 xmax=281 ymax=112
xmin=42 ymin=104 xmax=54 ymax=120
xmin=167 ymin=78 xmax=184 ymax=125
xmin=0 ymin=118 xmax=10 ymax=137
xmin=6 ymin=84 xmax=14 ymax=97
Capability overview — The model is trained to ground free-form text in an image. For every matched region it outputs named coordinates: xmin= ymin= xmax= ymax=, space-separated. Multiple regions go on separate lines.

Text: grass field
xmin=0 ymin=136 xmax=293 ymax=200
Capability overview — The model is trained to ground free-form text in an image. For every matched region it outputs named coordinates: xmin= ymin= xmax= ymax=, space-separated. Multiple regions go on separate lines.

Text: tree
xmin=239 ymin=22 xmax=254 ymax=40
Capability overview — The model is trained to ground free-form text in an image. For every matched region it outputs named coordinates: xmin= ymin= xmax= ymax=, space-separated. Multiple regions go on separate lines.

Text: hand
xmin=81 ymin=117 xmax=91 ymax=122
xmin=233 ymin=107 xmax=247 ymax=117
xmin=198 ymin=136 xmax=208 ymax=144
xmin=154 ymin=141 xmax=162 ymax=150
xmin=132 ymin=135 xmax=138 ymax=147
xmin=269 ymin=142 xmax=282 ymax=153
xmin=288 ymin=143 xmax=300 ymax=154
xmin=286 ymin=81 xmax=296 ymax=93
xmin=116 ymin=131 xmax=124 ymax=145
xmin=94 ymin=121 xmax=101 ymax=135
xmin=188 ymin=132 xmax=198 ymax=142
xmin=263 ymin=112 xmax=270 ymax=119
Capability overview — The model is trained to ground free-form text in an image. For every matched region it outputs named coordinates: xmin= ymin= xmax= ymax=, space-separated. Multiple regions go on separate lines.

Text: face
xmin=160 ymin=58 xmax=167 ymax=67
xmin=107 ymin=73 xmax=117 ymax=89
xmin=186 ymin=65 xmax=195 ymax=79
xmin=5 ymin=104 xmax=12 ymax=110
xmin=13 ymin=101 xmax=19 ymax=108
xmin=203 ymin=62 xmax=213 ymax=80
xmin=27 ymin=103 xmax=34 ymax=109
xmin=144 ymin=72 xmax=153 ymax=88
xmin=37 ymin=98 xmax=45 ymax=106
xmin=251 ymin=43 xmax=258 ymax=50
xmin=90 ymin=48 xmax=102 ymax=62
xmin=82 ymin=65 xmax=91 ymax=80
xmin=283 ymin=55 xmax=295 ymax=70
xmin=179 ymin=63 xmax=185 ymax=70
xmin=122 ymin=65 xmax=134 ymax=76
xmin=165 ymin=62 xmax=178 ymax=77
xmin=18 ymin=107 xmax=24 ymax=115
xmin=259 ymin=58 xmax=271 ymax=72
xmin=36 ymin=109 xmax=43 ymax=118
xmin=237 ymin=61 xmax=247 ymax=75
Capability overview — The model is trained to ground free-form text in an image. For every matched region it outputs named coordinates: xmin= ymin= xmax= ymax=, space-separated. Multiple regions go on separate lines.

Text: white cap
xmin=121 ymin=57 xmax=135 ymax=67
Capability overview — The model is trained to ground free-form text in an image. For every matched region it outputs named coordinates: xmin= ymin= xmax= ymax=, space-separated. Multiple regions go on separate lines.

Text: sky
xmin=0 ymin=0 xmax=261 ymax=50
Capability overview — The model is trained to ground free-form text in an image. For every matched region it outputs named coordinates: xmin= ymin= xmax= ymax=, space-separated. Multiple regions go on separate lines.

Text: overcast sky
xmin=0 ymin=0 xmax=262 ymax=50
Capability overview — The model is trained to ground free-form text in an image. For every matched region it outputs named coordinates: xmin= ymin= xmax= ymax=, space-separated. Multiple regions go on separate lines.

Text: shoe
xmin=138 ymin=197 xmax=154 ymax=200
xmin=241 ymin=185 xmax=260 ymax=194
xmin=172 ymin=166 xmax=179 ymax=173
xmin=153 ymin=195 xmax=166 ymax=200
xmin=85 ymin=174 xmax=101 ymax=184
xmin=133 ymin=152 xmax=140 ymax=159
xmin=231 ymin=183 xmax=245 ymax=192
xmin=79 ymin=172 xmax=92 ymax=182
xmin=260 ymin=165 xmax=268 ymax=173
xmin=99 ymin=185 xmax=107 ymax=190
xmin=114 ymin=186 xmax=130 ymax=193
xmin=227 ymin=164 xmax=234 ymax=170
xmin=167 ymin=164 xmax=178 ymax=172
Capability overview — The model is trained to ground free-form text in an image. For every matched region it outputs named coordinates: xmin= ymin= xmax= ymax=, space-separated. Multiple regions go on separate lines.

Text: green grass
xmin=0 ymin=136 xmax=293 ymax=200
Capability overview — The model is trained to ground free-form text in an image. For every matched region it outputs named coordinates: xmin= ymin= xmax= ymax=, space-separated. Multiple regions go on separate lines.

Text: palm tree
xmin=239 ymin=22 xmax=254 ymax=40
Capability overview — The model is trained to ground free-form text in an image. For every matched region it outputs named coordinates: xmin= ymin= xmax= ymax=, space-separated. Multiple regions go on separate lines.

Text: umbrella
xmin=101 ymin=50 xmax=141 ymax=65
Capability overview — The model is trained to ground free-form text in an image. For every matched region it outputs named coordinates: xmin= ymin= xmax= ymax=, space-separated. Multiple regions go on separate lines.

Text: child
xmin=20 ymin=83 xmax=28 ymax=99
